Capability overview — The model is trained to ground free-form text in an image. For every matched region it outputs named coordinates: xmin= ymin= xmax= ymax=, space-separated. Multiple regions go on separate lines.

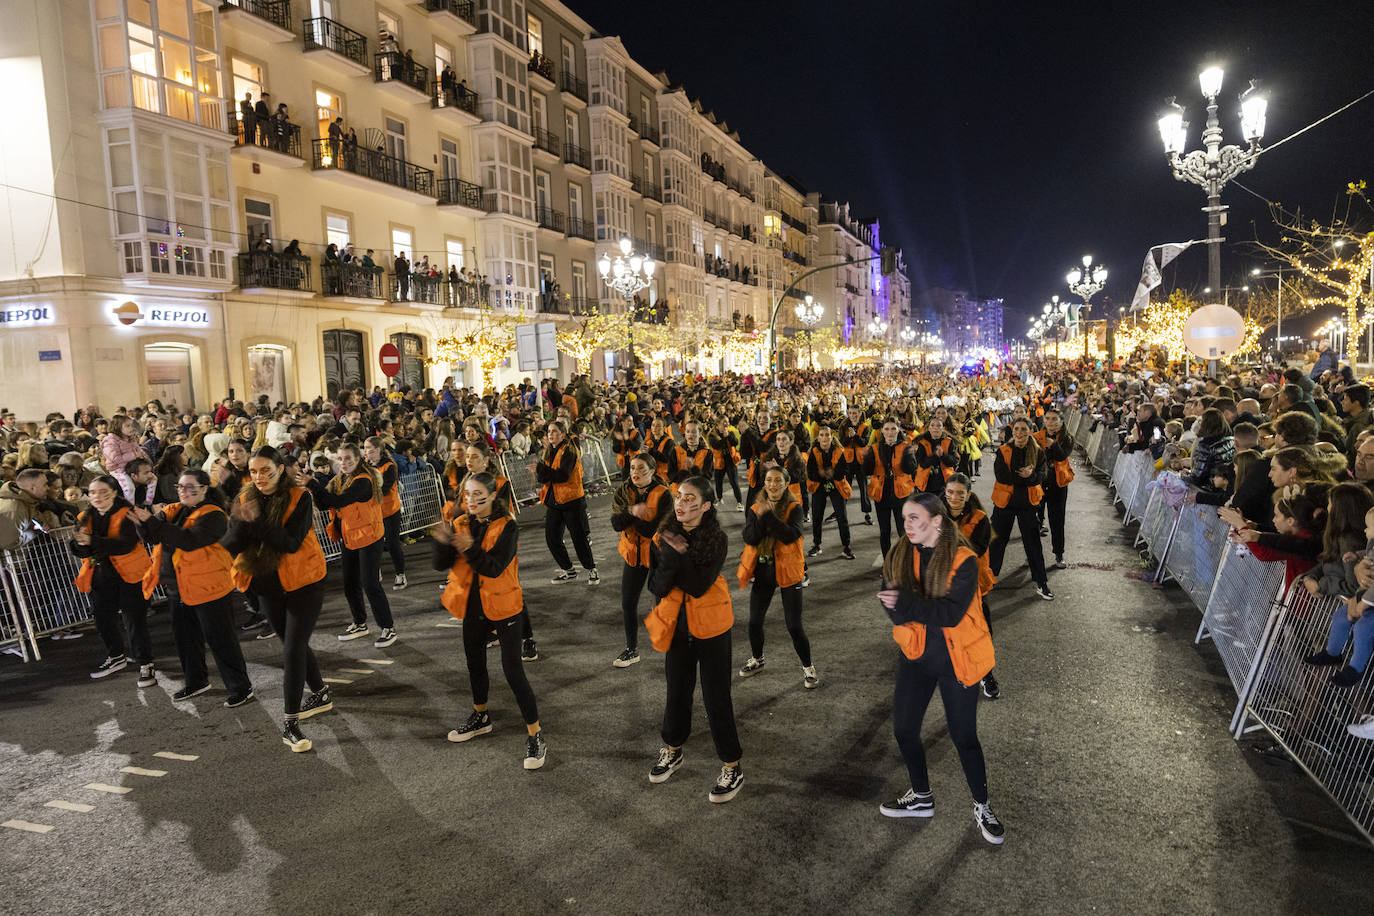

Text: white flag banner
xmin=1130 ymin=241 xmax=1198 ymax=311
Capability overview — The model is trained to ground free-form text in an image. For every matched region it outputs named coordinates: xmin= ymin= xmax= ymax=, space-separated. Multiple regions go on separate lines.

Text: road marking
xmin=361 ymin=659 xmax=394 ymax=665
xmin=340 ymin=668 xmax=374 ymax=675
xmin=435 ymin=621 xmax=461 ymax=628
xmin=2 ymin=819 xmax=53 ymax=834
xmin=83 ymin=783 xmax=132 ymax=794
xmin=45 ymin=801 xmax=95 ymax=812
xmin=322 ymin=677 xmax=352 ymax=685
xmin=153 ymin=751 xmax=199 ymax=762
xmin=119 ymin=766 xmax=167 ymax=777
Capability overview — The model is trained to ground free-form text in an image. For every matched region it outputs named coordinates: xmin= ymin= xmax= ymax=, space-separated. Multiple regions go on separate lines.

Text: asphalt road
xmin=1 ymin=458 xmax=1370 ymax=915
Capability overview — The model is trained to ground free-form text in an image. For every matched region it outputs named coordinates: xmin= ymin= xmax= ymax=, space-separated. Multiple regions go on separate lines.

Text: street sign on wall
xmin=378 ymin=342 xmax=401 ymax=377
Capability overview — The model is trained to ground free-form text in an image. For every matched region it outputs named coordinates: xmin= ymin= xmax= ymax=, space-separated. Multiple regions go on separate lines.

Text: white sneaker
xmin=739 ymin=656 xmax=765 ymax=678
xmin=338 ymin=622 xmax=369 ymax=641
xmin=374 ymin=628 xmax=398 ymax=648
xmin=802 ymin=665 xmax=820 ymax=689
xmin=393 ymin=573 xmax=408 ymax=590
xmin=587 ymin=569 xmax=601 ymax=586
xmin=1349 ymin=715 xmax=1374 ymax=740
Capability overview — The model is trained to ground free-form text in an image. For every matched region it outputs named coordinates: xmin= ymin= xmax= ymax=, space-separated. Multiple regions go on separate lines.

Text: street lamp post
xmin=866 ymin=317 xmax=889 ymax=360
xmin=900 ymin=325 xmax=916 ymax=362
xmin=1041 ymin=297 xmax=1071 ymax=362
xmin=1158 ymin=66 xmax=1268 ymax=293
xmin=1066 ymin=254 xmax=1108 ymax=358
xmin=794 ymin=294 xmax=823 ymax=370
xmin=598 ymin=236 xmax=655 ymax=375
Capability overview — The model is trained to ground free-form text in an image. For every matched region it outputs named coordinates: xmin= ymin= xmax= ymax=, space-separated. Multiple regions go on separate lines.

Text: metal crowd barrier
xmin=501 ymin=436 xmax=619 ymax=509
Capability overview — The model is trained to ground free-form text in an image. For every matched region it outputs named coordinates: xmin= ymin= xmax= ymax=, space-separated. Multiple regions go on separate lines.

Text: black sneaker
xmin=824 ymin=512 xmax=837 ymax=523
xmin=523 ymin=732 xmax=548 ymax=770
xmin=447 ymin=709 xmax=493 ymax=742
xmin=172 ymin=683 xmax=211 ymax=700
xmin=521 ymin=638 xmax=539 ymax=662
xmin=224 ymin=689 xmax=256 ymax=708
xmin=255 ymin=629 xmax=277 ymax=640
xmin=1304 ymin=650 xmax=1344 ymax=667
xmin=981 ymin=672 xmax=1001 ymax=700
xmin=880 ymin=788 xmax=934 ymax=818
xmin=239 ymin=618 xmax=264 ymax=632
xmin=649 ymin=746 xmax=684 ymax=783
xmin=1035 ymin=583 xmax=1055 ymax=601
xmin=708 ymin=764 xmax=744 ymax=803
xmin=486 ymin=634 xmax=500 ymax=649
xmin=739 ymin=656 xmax=765 ymax=678
xmin=338 ymin=622 xmax=369 ymax=641
xmin=864 ymin=513 xmax=873 ymax=526
xmin=587 ymin=569 xmax=601 ymax=586
xmin=90 ymin=655 xmax=127 ymax=679
xmin=374 ymin=627 xmax=398 ymax=648
xmin=841 ymin=546 xmax=856 ymax=560
xmin=136 ymin=664 xmax=157 ymax=688
xmin=613 ymin=647 xmax=640 ymax=668
xmin=1039 ymin=525 xmax=1049 ymax=537
xmin=974 ymin=801 xmax=1005 ymax=845
xmin=297 ymin=687 xmax=332 ymax=719
xmin=807 ymin=545 xmax=823 ymax=557
xmin=550 ymin=569 xmax=578 ymax=584
xmin=1331 ymin=665 xmax=1365 ymax=688
xmin=281 ymin=720 xmax=312 ymax=753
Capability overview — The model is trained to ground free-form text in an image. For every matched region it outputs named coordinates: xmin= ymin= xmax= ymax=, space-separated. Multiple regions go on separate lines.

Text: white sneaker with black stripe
xmin=708 ymin=764 xmax=744 ymax=803
xmin=374 ymin=628 xmax=398 ymax=648
xmin=338 ymin=622 xmax=369 ymax=641
xmin=974 ymin=801 xmax=1005 ymax=844
xmin=550 ymin=569 xmax=578 ymax=584
xmin=880 ymin=788 xmax=934 ymax=818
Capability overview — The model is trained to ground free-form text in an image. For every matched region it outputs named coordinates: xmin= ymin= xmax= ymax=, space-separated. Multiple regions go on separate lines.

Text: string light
xmin=1294 ymin=232 xmax=1374 ymax=363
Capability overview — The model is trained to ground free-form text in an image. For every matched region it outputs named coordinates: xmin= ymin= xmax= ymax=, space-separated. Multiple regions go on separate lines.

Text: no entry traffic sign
xmin=379 ymin=342 xmax=401 ymax=378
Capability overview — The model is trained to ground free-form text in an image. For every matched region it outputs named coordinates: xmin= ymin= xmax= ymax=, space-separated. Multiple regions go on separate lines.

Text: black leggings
xmin=747 ymin=562 xmax=810 ymax=666
xmin=714 ymin=464 xmax=742 ymax=503
xmin=462 ymin=606 xmax=539 ymax=724
xmin=1038 ymin=484 xmax=1068 ymax=558
xmin=621 ymin=561 xmax=650 ymax=651
xmin=988 ymin=506 xmax=1048 ymax=586
xmin=893 ymin=661 xmax=987 ymax=803
xmin=662 ymin=609 xmax=742 ymax=761
xmin=90 ymin=578 xmax=151 ymax=664
xmin=849 ymin=468 xmax=873 ymax=513
xmin=875 ymin=499 xmax=904 ymax=558
xmin=810 ymin=487 xmax=851 ymax=548
xmin=257 ymin=581 xmax=325 ymax=717
xmin=341 ymin=540 xmax=395 ymax=628
xmin=170 ymin=593 xmax=251 ymax=695
xmin=545 ymin=501 xmax=596 ymax=571
xmin=382 ymin=512 xmax=406 ymax=574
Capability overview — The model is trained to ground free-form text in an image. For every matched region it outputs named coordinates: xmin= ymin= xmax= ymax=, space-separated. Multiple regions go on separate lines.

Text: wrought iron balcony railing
xmin=562 ymin=143 xmax=590 ymax=170
xmin=229 ymin=114 xmax=302 ymax=158
xmin=374 ymin=51 xmax=429 ymax=94
xmin=236 ymin=251 xmax=312 ymax=291
xmin=321 ymin=260 xmax=383 ymax=298
xmin=302 ymin=17 xmax=367 ymax=67
xmin=436 ymin=177 xmax=485 ymax=209
xmin=560 ymin=72 xmax=587 ymax=102
xmin=535 ymin=205 xmax=565 ymax=233
xmin=311 ymin=138 xmax=434 ymax=197
xmin=432 ymin=80 xmax=478 ymax=115
xmin=532 ymin=127 xmax=561 ymax=157
xmin=220 ymin=0 xmax=292 ymax=31
xmin=528 ymin=51 xmax=555 ymax=82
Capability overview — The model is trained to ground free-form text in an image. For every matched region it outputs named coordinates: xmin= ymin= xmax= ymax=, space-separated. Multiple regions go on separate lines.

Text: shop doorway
xmin=248 ymin=345 xmax=291 ymax=407
xmin=144 ymin=343 xmax=197 ymax=412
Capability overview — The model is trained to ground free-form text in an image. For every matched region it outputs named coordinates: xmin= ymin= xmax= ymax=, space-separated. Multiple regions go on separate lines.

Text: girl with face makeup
xmin=609 ymin=454 xmax=673 ymax=668
xmin=72 ymin=475 xmax=153 ymax=683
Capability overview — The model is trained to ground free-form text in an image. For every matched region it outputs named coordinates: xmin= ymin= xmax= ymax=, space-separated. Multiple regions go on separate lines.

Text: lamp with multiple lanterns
xmin=597 ymin=237 xmax=655 ymax=368
xmin=794 ymin=294 xmax=824 ymax=369
xmin=1066 ymin=254 xmax=1107 ymax=358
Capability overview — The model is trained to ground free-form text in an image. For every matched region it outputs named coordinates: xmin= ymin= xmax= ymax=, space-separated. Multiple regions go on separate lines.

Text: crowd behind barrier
xmin=0 ymin=465 xmax=446 ymax=660
xmin=1067 ymin=405 xmax=1374 ymax=845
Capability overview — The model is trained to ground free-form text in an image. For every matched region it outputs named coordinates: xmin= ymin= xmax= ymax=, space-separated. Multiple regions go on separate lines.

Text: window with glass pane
xmin=440 ymin=138 xmax=459 ymax=181
xmin=446 ymin=239 xmax=465 ymax=271
xmin=315 ymin=89 xmax=341 ymax=139
xmin=391 ymin=228 xmax=413 ymax=259
xmin=385 ymin=118 xmax=407 ymax=162
xmin=568 ymin=184 xmax=582 ymax=222
xmin=526 ymin=14 xmax=542 ymax=56
xmin=326 ymin=214 xmax=350 ymax=249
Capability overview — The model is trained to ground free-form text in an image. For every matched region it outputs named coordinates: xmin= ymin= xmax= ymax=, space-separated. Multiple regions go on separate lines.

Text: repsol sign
xmin=0 ymin=306 xmax=55 ymax=327
xmin=113 ymin=301 xmax=211 ymax=328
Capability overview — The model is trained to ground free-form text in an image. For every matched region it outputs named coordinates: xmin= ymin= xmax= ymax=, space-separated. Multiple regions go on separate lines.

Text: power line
xmin=1261 ymin=86 xmax=1374 ymax=157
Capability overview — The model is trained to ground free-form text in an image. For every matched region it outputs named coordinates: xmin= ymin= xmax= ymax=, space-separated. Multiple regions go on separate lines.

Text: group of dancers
xmin=69 ymin=388 xmax=1079 ymax=845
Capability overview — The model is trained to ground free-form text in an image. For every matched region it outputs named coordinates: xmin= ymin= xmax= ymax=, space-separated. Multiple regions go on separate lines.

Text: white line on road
xmin=45 ymin=801 xmax=95 ymax=812
xmin=435 ymin=622 xmax=460 ymax=628
xmin=322 ymin=677 xmax=353 ymax=685
xmin=361 ymin=659 xmax=394 ymax=665
xmin=153 ymin=752 xmax=199 ymax=762
xmin=340 ymin=668 xmax=374 ymax=675
xmin=2 ymin=819 xmax=53 ymax=834
xmin=83 ymin=783 xmax=131 ymax=794
xmin=119 ymin=767 xmax=167 ymax=777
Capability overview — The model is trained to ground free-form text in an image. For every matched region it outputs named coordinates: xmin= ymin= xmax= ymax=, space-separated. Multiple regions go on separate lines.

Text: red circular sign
xmin=378 ymin=342 xmax=401 ymax=378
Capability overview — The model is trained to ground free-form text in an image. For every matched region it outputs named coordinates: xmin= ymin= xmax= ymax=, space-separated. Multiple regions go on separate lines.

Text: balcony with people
xmin=374 ymin=44 xmax=430 ymax=102
xmin=528 ymin=51 xmax=556 ymax=91
xmin=229 ymin=96 xmax=304 ymax=166
xmin=311 ymin=134 xmax=435 ymax=202
xmin=320 ymin=246 xmax=384 ymax=299
xmin=432 ymin=66 xmax=479 ymax=125
xmin=302 ymin=17 xmax=370 ymax=76
xmin=423 ymin=0 xmax=477 ymax=34
xmin=217 ymin=0 xmax=295 ymax=42
xmin=236 ymin=240 xmax=312 ymax=293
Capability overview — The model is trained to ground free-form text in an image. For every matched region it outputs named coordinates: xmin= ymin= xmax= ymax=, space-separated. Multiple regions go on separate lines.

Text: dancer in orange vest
xmin=943 ymin=473 xmax=1000 ymax=701
xmin=434 ymin=472 xmax=546 ymax=770
xmin=610 ymin=453 xmax=673 ymax=668
xmin=223 ymin=446 xmax=330 ymax=753
xmin=133 ymin=468 xmax=252 ymax=705
xmin=644 ymin=475 xmax=744 ymax=803
xmin=1033 ymin=408 xmax=1075 ymax=570
xmin=841 ymin=405 xmax=875 ymax=525
xmin=989 ymin=418 xmax=1053 ymax=600
xmin=364 ymin=436 xmax=408 ymax=590
xmin=877 ymin=493 xmax=1004 ymax=845
xmin=538 ymin=422 xmax=600 ymax=585
xmin=307 ymin=443 xmax=397 ymax=647
xmin=72 ymin=474 xmax=154 ymax=684
xmin=738 ymin=467 xmax=817 ymax=688
xmin=610 ymin=413 xmax=644 ymax=482
xmin=864 ymin=419 xmax=919 ymax=558
xmin=707 ymin=415 xmax=743 ymax=509
xmin=806 ymin=425 xmax=856 ymax=560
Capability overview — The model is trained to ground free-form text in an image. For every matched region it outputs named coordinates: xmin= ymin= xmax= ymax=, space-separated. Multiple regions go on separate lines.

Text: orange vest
xmin=867 ymin=441 xmax=914 ymax=501
xmin=890 ymin=546 xmax=996 ymax=687
xmin=231 ymin=487 xmax=328 ymax=593
xmin=912 ymin=436 xmax=955 ymax=492
xmin=647 ymin=433 xmax=677 ymax=481
xmin=1033 ymin=429 xmax=1075 ymax=487
xmin=328 ymin=473 xmax=384 ymax=549
xmin=806 ymin=445 xmax=852 ymax=498
xmin=737 ymin=502 xmax=805 ymax=589
xmin=991 ymin=443 xmax=1044 ymax=508
xmin=141 ymin=503 xmax=235 ymax=603
xmin=73 ymin=506 xmax=152 ymax=592
xmin=843 ymin=422 xmax=871 ymax=464
xmin=614 ymin=430 xmax=643 ymax=469
xmin=643 ymin=531 xmax=733 ymax=651
xmin=375 ymin=460 xmax=403 ymax=517
xmin=440 ymin=516 xmax=523 ymax=621
xmin=710 ymin=433 xmax=739 ymax=469
xmin=957 ymin=508 xmax=997 ymax=596
xmin=616 ymin=483 xmax=670 ymax=568
xmin=678 ymin=441 xmax=711 ymax=478
xmin=539 ymin=442 xmax=585 ymax=504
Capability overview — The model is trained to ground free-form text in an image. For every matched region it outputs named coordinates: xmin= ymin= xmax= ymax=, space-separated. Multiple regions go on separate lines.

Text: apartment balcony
xmin=638 ymin=124 xmax=661 ymax=148
xmin=546 ymin=295 xmax=595 ymax=316
xmin=702 ymin=208 xmax=718 ymax=228
xmin=634 ymin=239 xmax=665 ymax=262
xmin=374 ymin=51 xmax=430 ymax=102
xmin=321 ymin=261 xmax=383 ymax=299
xmin=228 ymin=115 xmax=304 ymax=167
xmin=311 ymin=138 xmax=435 ymax=203
xmin=236 ymin=252 xmax=313 ymax=294
xmin=423 ymin=0 xmax=477 ymax=35
xmin=560 ymin=72 xmax=588 ymax=108
xmin=527 ymin=51 xmax=556 ymax=91
xmin=844 ymin=282 xmax=860 ymax=296
xmin=436 ymin=177 xmax=489 ymax=214
xmin=764 ymin=196 xmax=781 ymax=213
xmin=532 ymin=126 xmax=561 ymax=162
xmin=302 ymin=17 xmax=369 ymax=76
xmin=567 ymin=216 xmax=595 ymax=243
xmin=432 ymin=81 xmax=480 ymax=125
xmin=631 ymin=174 xmax=664 ymax=202
xmin=387 ymin=273 xmax=454 ymax=307
xmin=535 ymin=205 xmax=566 ymax=234
xmin=562 ymin=142 xmax=590 ymax=173
xmin=217 ymin=0 xmax=295 ymax=42
xmin=783 ymin=211 xmax=808 ymax=234
xmin=783 ymin=249 xmax=808 ymax=267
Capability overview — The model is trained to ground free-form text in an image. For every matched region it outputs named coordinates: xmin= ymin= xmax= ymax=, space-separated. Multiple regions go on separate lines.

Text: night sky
xmin=572 ymin=0 xmax=1374 ymax=342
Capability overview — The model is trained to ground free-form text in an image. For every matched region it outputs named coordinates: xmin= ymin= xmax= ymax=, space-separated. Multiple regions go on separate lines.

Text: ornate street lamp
xmin=598 ymin=236 xmax=655 ymax=370
xmin=794 ymin=294 xmax=824 ymax=369
xmin=866 ymin=317 xmax=889 ymax=359
xmin=1066 ymin=254 xmax=1108 ymax=358
xmin=1158 ymin=66 xmax=1268 ymax=293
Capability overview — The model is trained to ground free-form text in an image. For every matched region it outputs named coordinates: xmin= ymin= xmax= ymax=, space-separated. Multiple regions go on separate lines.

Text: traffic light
xmin=880 ymin=246 xmax=897 ymax=277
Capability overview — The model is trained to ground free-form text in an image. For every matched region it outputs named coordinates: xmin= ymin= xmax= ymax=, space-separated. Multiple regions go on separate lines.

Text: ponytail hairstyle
xmin=942 ymin=472 xmax=985 ymax=516
xmin=1009 ymin=418 xmax=1041 ymax=469
xmin=882 ymin=492 xmax=966 ymax=598
xmin=331 ymin=441 xmax=383 ymax=504
xmin=464 ymin=470 xmax=512 ymax=523
xmin=1320 ymin=481 xmax=1374 ymax=561
xmin=1274 ymin=481 xmax=1329 ymax=536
